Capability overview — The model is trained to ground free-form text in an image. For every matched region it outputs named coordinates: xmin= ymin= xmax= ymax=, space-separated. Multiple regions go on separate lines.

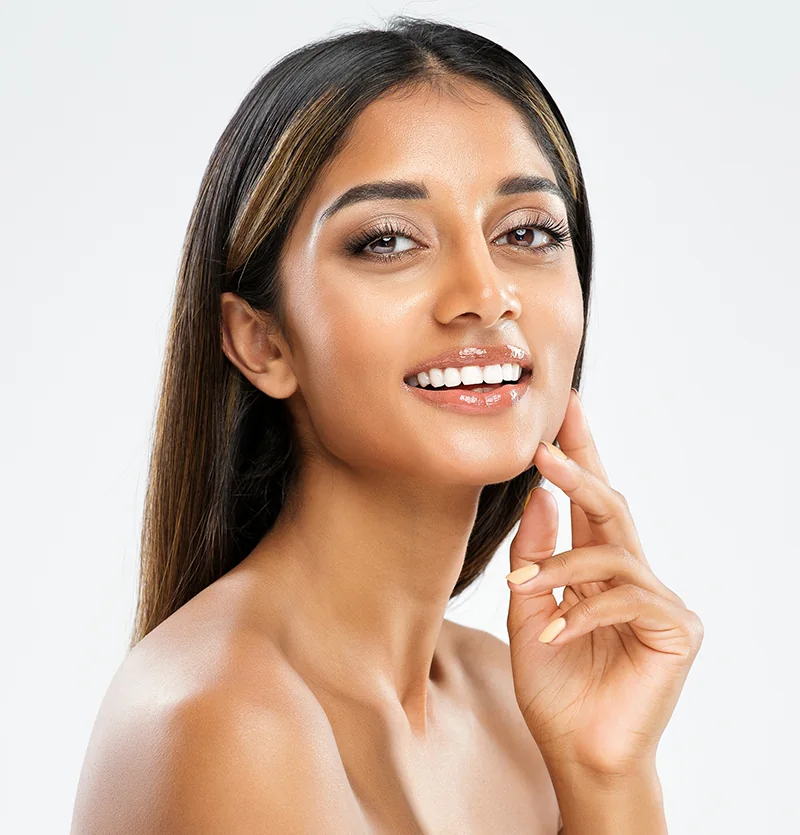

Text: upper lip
xmin=403 ymin=344 xmax=532 ymax=379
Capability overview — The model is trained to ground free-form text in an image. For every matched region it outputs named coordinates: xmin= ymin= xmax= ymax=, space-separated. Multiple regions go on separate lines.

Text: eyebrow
xmin=318 ymin=174 xmax=566 ymax=226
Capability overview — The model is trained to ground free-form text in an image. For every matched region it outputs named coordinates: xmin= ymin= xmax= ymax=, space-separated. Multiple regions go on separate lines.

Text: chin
xmin=410 ymin=447 xmax=538 ymax=487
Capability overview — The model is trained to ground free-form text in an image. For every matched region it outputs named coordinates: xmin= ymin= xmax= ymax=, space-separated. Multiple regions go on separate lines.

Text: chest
xmin=321 ymin=693 xmax=561 ymax=834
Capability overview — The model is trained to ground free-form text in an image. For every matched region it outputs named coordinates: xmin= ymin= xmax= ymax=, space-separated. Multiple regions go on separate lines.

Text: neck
xmin=245 ymin=460 xmax=482 ymax=734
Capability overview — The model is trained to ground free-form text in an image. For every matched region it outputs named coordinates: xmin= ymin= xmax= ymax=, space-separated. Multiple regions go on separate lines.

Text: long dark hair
xmin=131 ymin=15 xmax=594 ymax=647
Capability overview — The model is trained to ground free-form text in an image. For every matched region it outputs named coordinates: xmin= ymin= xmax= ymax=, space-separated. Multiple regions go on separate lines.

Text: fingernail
xmin=540 ymin=441 xmax=569 ymax=461
xmin=506 ymin=563 xmax=540 ymax=585
xmin=538 ymin=617 xmax=567 ymax=643
xmin=571 ymin=386 xmax=581 ymax=400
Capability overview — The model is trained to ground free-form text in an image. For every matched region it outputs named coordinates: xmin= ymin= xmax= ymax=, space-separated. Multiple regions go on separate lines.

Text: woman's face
xmin=278 ymin=81 xmax=584 ymax=486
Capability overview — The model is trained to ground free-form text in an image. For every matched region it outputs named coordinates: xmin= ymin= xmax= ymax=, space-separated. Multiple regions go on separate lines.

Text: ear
xmin=220 ymin=292 xmax=298 ymax=399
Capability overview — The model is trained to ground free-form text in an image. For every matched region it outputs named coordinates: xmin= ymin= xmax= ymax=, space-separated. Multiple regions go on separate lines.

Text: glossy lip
xmin=403 ymin=369 xmax=532 ymax=415
xmin=403 ymin=344 xmax=531 ymax=380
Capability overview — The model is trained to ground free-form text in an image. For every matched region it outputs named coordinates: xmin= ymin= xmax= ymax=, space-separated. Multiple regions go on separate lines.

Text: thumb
xmin=507 ymin=487 xmax=560 ymax=625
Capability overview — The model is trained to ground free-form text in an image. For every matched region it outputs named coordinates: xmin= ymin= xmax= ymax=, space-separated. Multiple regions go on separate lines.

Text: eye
xmin=363 ymin=233 xmax=417 ymax=258
xmin=497 ymin=226 xmax=553 ymax=249
xmin=344 ymin=220 xmax=421 ymax=263
xmin=344 ymin=211 xmax=570 ymax=263
xmin=493 ymin=212 xmax=571 ymax=254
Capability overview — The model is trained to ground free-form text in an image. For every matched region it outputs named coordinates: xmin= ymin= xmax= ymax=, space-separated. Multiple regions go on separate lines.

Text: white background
xmin=2 ymin=1 xmax=798 ymax=832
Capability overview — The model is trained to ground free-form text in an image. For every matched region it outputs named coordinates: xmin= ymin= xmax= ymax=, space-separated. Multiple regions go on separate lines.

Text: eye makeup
xmin=342 ymin=210 xmax=571 ymax=263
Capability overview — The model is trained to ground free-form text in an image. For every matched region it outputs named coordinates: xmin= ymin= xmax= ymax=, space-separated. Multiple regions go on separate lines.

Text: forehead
xmin=304 ymin=81 xmax=559 ymax=219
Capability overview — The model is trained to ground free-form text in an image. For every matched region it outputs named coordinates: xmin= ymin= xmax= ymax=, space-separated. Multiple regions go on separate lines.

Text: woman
xmin=71 ymin=15 xmax=703 ymax=834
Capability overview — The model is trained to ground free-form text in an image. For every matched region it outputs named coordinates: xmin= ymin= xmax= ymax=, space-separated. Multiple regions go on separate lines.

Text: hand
xmin=505 ymin=389 xmax=704 ymax=777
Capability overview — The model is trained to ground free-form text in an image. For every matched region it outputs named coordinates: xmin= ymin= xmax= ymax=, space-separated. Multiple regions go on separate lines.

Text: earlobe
xmin=220 ymin=292 xmax=298 ymax=399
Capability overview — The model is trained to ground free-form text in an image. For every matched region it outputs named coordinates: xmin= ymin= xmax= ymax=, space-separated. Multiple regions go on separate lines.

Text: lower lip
xmin=403 ymin=372 xmax=532 ymax=414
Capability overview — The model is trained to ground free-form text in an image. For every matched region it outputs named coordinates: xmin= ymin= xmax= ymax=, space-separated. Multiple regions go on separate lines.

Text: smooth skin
xmin=72 ymin=78 xmax=700 ymax=834
xmin=507 ymin=392 xmax=704 ymax=833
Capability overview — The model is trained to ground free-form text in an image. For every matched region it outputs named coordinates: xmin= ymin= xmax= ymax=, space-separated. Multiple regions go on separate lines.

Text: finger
xmin=507 ymin=487 xmax=560 ymax=628
xmin=537 ymin=583 xmax=704 ymax=659
xmin=506 ymin=544 xmax=682 ymax=606
xmin=555 ymin=390 xmax=646 ymax=559
xmin=558 ymin=388 xmax=609 ymax=482
xmin=532 ymin=441 xmax=648 ymax=565
xmin=552 ymin=389 xmax=605 ymax=549
xmin=561 ymin=586 xmax=583 ymax=607
xmin=509 ymin=487 xmax=558 ymax=573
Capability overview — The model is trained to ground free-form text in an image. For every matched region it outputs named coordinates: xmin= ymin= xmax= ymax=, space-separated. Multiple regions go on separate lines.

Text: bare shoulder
xmin=442 ymin=621 xmax=535 ymax=732
xmin=445 ymin=620 xmax=562 ymax=828
xmin=451 ymin=620 xmax=511 ymax=661
xmin=443 ymin=620 xmax=514 ymax=692
xmin=71 ymin=604 xmax=366 ymax=834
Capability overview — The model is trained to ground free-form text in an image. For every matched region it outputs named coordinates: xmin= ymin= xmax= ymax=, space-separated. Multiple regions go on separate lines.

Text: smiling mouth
xmin=405 ymin=368 xmax=532 ymax=391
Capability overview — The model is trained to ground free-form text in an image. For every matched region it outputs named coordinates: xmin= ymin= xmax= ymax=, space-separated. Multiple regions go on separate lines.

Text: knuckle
xmin=584 ymin=485 xmax=630 ymax=526
xmin=550 ymin=552 xmax=570 ymax=575
xmin=670 ymin=590 xmax=687 ymax=608
xmin=614 ymin=545 xmax=637 ymax=572
xmin=619 ymin=582 xmax=647 ymax=604
xmin=584 ymin=489 xmax=629 ymax=528
xmin=611 ymin=488 xmax=629 ymax=510
xmin=571 ymin=601 xmax=590 ymax=623
xmin=580 ymin=594 xmax=603 ymax=619
xmin=686 ymin=610 xmax=705 ymax=647
xmin=585 ymin=505 xmax=617 ymax=527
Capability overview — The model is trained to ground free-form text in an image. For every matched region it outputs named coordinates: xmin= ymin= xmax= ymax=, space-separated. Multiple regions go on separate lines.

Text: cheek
xmin=539 ymin=272 xmax=585 ymax=435
xmin=531 ymin=261 xmax=584 ymax=359
xmin=553 ymin=275 xmax=585 ymax=364
xmin=286 ymin=283 xmax=409 ymax=460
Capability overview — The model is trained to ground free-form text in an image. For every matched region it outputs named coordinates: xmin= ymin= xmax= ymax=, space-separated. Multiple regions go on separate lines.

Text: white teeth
xmin=460 ymin=365 xmax=484 ymax=385
xmin=405 ymin=362 xmax=528 ymax=388
xmin=483 ymin=364 xmax=504 ymax=384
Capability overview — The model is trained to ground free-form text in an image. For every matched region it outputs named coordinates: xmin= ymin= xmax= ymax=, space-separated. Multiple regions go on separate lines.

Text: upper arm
xmin=71 ymin=688 xmax=368 ymax=835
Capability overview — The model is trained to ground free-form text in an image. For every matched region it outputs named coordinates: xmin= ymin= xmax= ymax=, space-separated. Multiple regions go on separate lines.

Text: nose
xmin=432 ymin=239 xmax=522 ymax=328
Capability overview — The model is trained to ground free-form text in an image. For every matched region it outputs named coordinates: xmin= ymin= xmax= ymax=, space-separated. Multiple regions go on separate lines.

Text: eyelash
xmin=344 ymin=212 xmax=571 ymax=263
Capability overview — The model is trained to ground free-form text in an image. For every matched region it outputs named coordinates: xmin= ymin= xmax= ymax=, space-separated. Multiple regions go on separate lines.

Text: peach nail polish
xmin=538 ymin=617 xmax=567 ymax=643
xmin=506 ymin=563 xmax=540 ymax=585
xmin=544 ymin=442 xmax=568 ymax=461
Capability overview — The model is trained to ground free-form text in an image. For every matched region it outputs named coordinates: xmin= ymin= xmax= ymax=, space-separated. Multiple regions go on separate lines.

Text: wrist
xmin=544 ymin=755 xmax=660 ymax=786
xmin=544 ymin=760 xmax=666 ymax=835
